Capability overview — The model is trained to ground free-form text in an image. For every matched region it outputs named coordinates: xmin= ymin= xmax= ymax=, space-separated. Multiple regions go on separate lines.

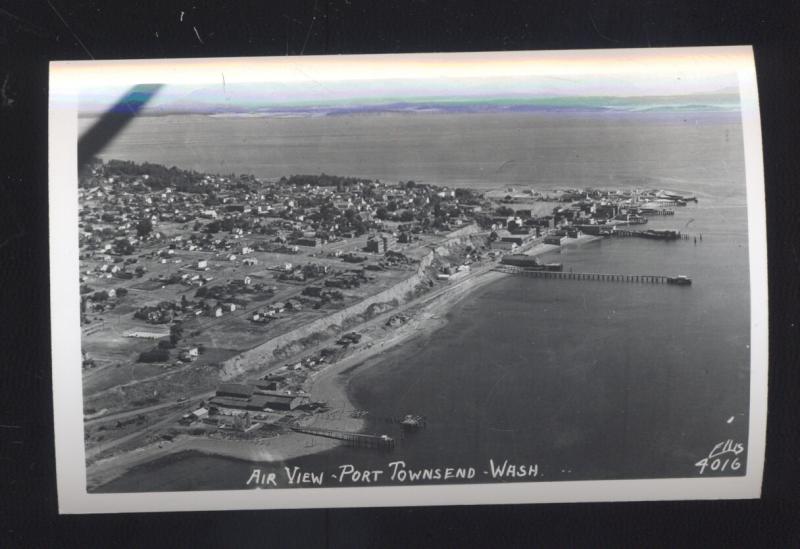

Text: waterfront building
xmin=544 ymin=235 xmax=568 ymax=245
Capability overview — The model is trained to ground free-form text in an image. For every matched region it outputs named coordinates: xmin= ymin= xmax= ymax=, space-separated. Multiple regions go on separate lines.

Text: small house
xmin=192 ymin=407 xmax=208 ymax=419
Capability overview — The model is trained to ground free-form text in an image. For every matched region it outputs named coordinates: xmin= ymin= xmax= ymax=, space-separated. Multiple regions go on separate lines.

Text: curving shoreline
xmin=87 ymin=243 xmax=569 ymax=491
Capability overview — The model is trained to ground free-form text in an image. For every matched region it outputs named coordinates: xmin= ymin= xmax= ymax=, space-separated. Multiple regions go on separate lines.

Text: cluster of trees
xmin=280 ymin=173 xmax=375 ymax=190
xmin=202 ymin=216 xmax=254 ymax=234
xmin=113 ymin=238 xmax=135 ymax=255
xmin=139 ymin=322 xmax=185 ymax=362
xmin=454 ymin=187 xmax=481 ymax=203
xmin=85 ymin=288 xmax=128 ymax=302
xmin=104 ymin=160 xmax=214 ymax=193
xmin=100 ymin=225 xmax=150 ymax=257
xmin=339 ymin=208 xmax=369 ymax=235
xmin=80 ymin=287 xmax=128 ymax=314
xmin=475 ymin=214 xmax=498 ymax=229
xmin=138 ymin=348 xmax=170 ymax=363
xmin=194 ymin=284 xmax=236 ymax=300
xmin=170 ymin=322 xmax=184 ymax=345
xmin=373 ymin=201 xmax=412 ymax=221
xmin=308 ymin=203 xmax=374 ymax=236
xmin=134 ymin=301 xmax=180 ymax=323
xmin=136 ymin=219 xmax=153 ymax=238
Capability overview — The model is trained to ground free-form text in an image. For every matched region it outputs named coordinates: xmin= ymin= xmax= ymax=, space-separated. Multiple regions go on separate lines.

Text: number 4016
xmin=694 ymin=456 xmax=741 ymax=475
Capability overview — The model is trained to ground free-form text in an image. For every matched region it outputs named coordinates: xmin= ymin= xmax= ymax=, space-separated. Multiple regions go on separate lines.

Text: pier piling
xmin=292 ymin=426 xmax=395 ymax=450
xmin=493 ymin=265 xmax=684 ymax=285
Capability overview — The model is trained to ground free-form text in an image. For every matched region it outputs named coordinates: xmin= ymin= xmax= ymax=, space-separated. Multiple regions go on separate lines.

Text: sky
xmin=70 ymin=50 xmax=744 ymax=116
xmin=78 ymin=74 xmax=740 ymax=117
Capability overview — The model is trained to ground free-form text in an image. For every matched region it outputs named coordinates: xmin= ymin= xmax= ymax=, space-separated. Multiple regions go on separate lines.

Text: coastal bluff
xmin=218 ymin=250 xmax=436 ymax=381
xmin=219 ymin=226 xmax=482 ymax=381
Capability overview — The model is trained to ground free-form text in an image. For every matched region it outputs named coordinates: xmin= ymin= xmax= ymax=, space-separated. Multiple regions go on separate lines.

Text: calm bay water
xmin=80 ymin=111 xmax=744 ymax=196
xmin=90 ymin=111 xmax=751 ymax=491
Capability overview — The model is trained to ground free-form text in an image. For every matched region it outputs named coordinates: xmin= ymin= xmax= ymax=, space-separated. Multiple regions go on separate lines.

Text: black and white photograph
xmin=48 ymin=46 xmax=767 ymax=513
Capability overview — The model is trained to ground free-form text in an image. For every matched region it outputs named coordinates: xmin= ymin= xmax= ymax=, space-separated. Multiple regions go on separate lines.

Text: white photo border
xmin=49 ymin=46 xmax=767 ymax=514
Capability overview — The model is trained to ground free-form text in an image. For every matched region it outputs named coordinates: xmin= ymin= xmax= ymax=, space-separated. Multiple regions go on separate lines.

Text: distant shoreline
xmin=78 ymin=107 xmax=742 ymax=121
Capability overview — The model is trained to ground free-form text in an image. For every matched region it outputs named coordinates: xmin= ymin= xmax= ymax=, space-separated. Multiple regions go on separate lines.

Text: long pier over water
xmin=292 ymin=425 xmax=396 ymax=449
xmin=494 ymin=265 xmax=682 ymax=284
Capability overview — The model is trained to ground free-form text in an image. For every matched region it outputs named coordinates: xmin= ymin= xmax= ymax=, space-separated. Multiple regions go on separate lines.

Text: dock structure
xmin=494 ymin=264 xmax=687 ymax=285
xmin=292 ymin=425 xmax=396 ymax=450
xmin=609 ymin=229 xmax=636 ymax=237
xmin=610 ymin=229 xmax=682 ymax=239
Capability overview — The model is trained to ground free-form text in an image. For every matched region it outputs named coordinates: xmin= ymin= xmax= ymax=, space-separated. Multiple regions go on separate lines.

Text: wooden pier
xmin=645 ymin=199 xmax=684 ymax=207
xmin=494 ymin=264 xmax=683 ymax=284
xmin=610 ymin=229 xmax=684 ymax=239
xmin=610 ymin=229 xmax=640 ymax=237
xmin=292 ymin=425 xmax=396 ymax=450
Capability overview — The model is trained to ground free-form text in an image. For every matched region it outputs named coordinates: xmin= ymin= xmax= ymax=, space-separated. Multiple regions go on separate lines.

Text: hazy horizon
xmin=78 ymin=72 xmax=740 ymax=118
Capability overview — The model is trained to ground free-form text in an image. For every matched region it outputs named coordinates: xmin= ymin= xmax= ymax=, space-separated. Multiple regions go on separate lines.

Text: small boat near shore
xmin=400 ymin=414 xmax=427 ymax=431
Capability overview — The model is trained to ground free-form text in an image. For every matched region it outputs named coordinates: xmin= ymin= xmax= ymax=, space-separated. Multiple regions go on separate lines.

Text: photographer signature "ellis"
xmin=694 ymin=440 xmax=745 ymax=475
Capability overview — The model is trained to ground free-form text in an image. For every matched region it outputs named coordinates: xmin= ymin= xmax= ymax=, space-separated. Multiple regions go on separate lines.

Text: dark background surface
xmin=1 ymin=1 xmax=799 ymax=547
